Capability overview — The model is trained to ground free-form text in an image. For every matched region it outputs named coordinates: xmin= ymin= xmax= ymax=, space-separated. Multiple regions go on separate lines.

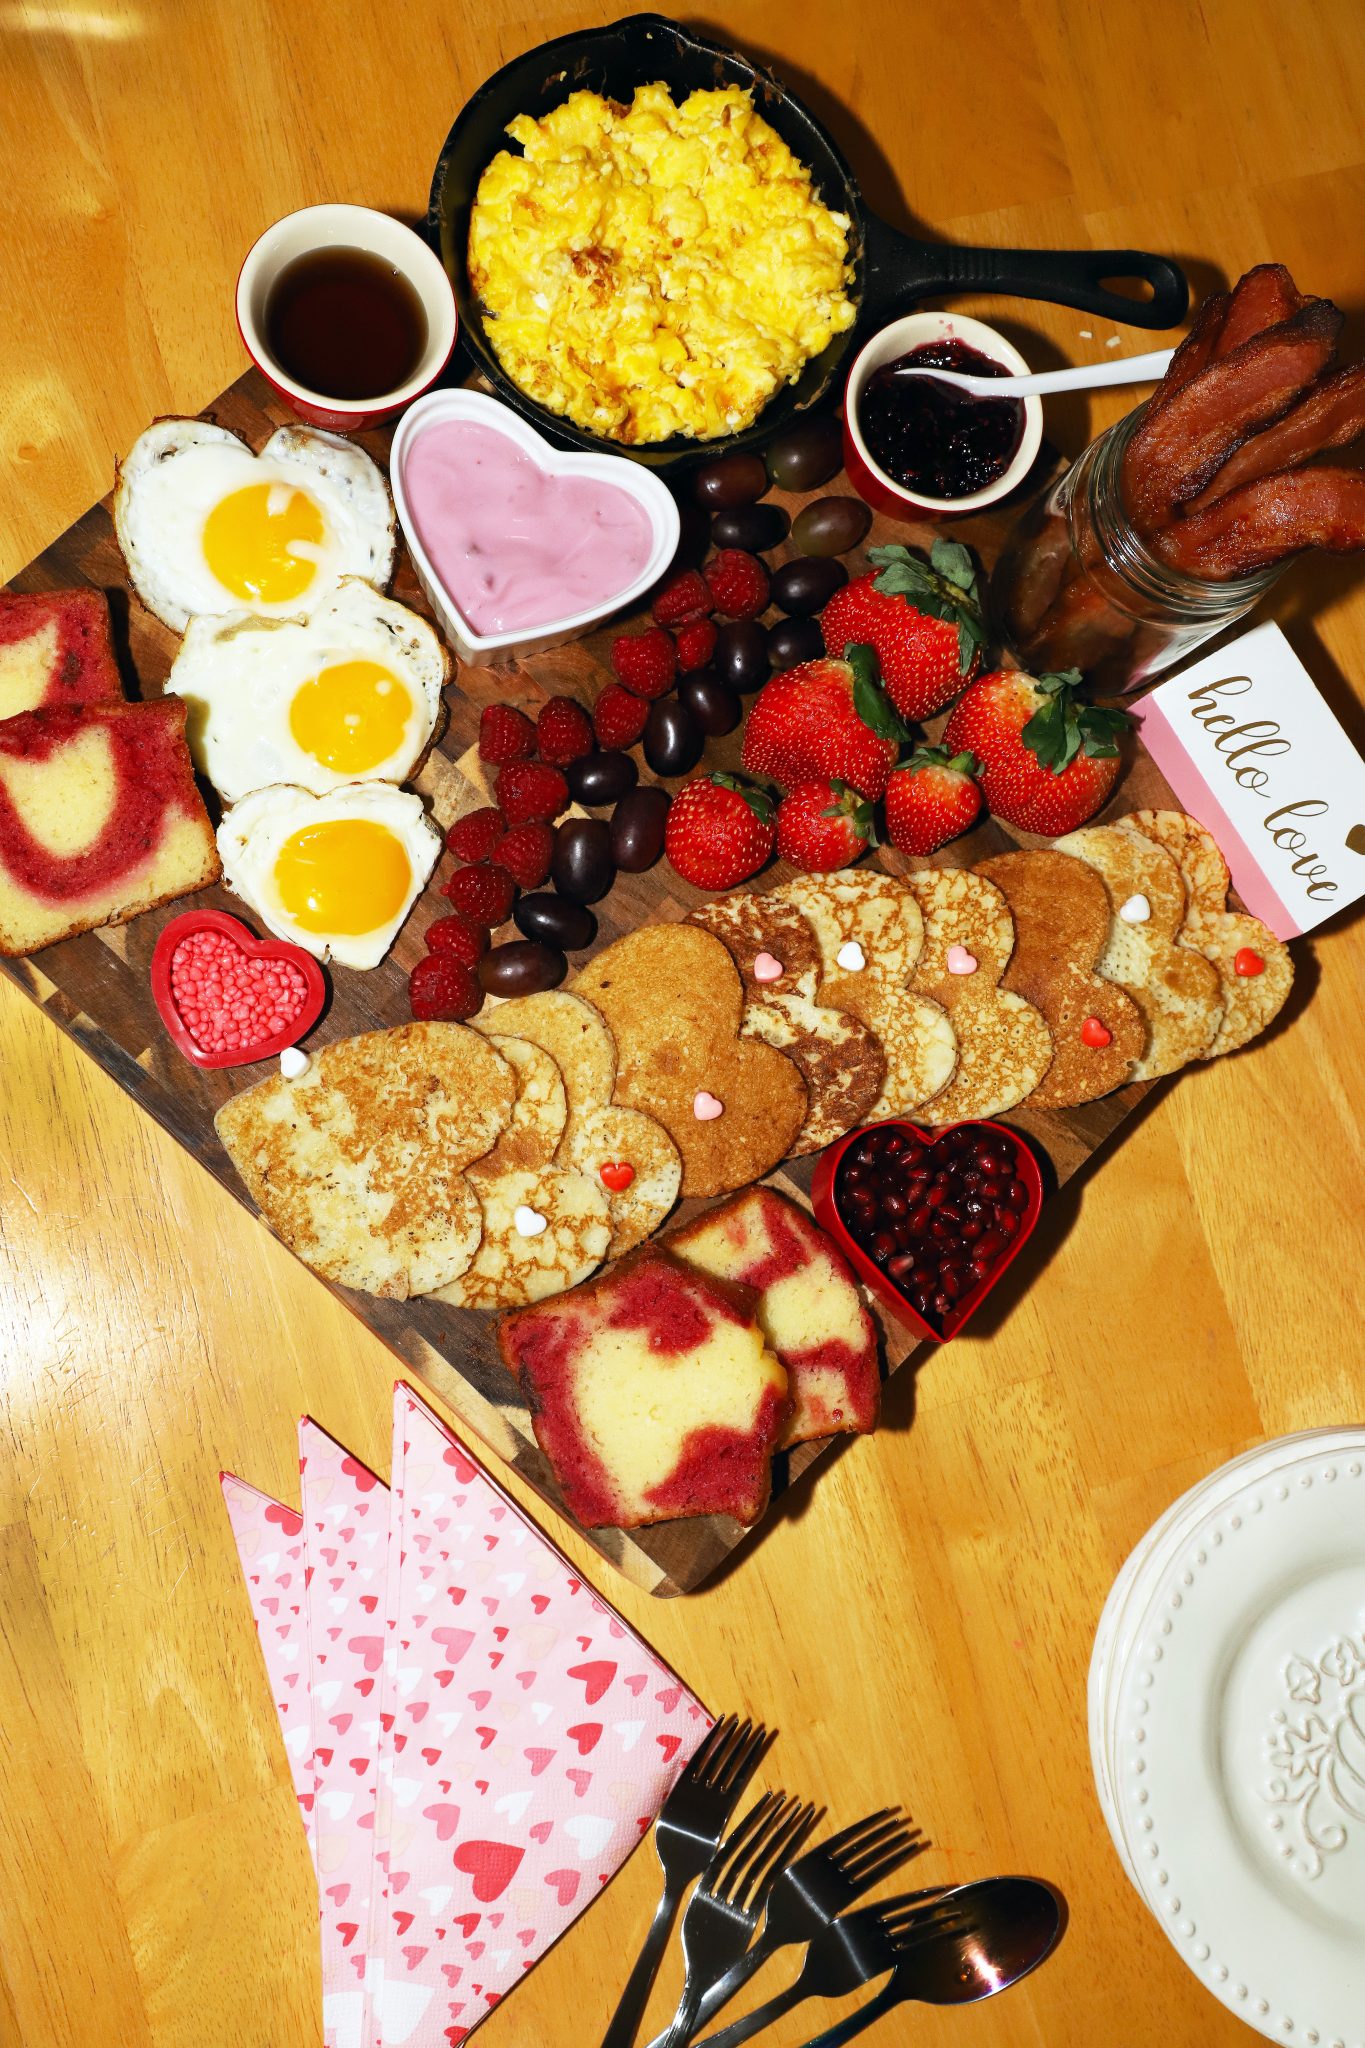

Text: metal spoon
xmin=887 ymin=348 xmax=1173 ymax=398
xmin=793 ymin=1875 xmax=1063 ymax=2048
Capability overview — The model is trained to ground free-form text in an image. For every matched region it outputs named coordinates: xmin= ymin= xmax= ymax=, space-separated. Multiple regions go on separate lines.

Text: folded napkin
xmin=223 ymin=1386 xmax=709 ymax=2047
xmin=220 ymin=1473 xmax=314 ymax=1855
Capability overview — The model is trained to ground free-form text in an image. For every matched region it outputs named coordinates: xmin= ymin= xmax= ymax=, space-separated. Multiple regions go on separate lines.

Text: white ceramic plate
xmin=1110 ymin=1442 xmax=1365 ymax=2046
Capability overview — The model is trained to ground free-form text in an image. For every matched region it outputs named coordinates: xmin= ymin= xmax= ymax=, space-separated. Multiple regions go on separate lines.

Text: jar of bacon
xmin=990 ymin=409 xmax=1283 ymax=692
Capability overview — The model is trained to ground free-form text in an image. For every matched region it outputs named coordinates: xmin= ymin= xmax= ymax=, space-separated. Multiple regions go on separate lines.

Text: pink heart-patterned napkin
xmin=299 ymin=1420 xmax=391 ymax=2048
xmin=223 ymin=1387 xmax=709 ymax=2048
xmin=220 ymin=1473 xmax=315 ymax=1856
xmin=371 ymin=1386 xmax=709 ymax=2046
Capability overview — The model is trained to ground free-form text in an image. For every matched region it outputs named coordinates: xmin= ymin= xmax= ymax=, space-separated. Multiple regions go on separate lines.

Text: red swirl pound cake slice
xmin=670 ymin=1188 xmax=879 ymax=1445
xmin=498 ymin=1247 xmax=790 ymax=1529
xmin=0 ymin=590 xmax=123 ymax=719
xmin=0 ymin=697 xmax=219 ymax=956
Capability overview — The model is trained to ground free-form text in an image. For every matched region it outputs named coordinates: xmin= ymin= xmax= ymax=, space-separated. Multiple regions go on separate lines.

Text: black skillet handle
xmin=863 ymin=212 xmax=1189 ymax=330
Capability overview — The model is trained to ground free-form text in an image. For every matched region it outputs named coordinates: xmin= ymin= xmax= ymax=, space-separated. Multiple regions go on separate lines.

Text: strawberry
xmin=536 ymin=695 xmax=594 ymax=765
xmin=884 ymin=747 xmax=984 ymax=855
xmin=409 ymin=953 xmax=483 ymax=1021
xmin=478 ymin=703 xmax=536 ymax=765
xmin=741 ymin=643 xmax=908 ymax=801
xmin=705 ymin=549 xmax=770 ymax=619
xmin=820 ymin=539 xmax=987 ymax=721
xmin=492 ymin=821 xmax=554 ymax=888
xmin=675 ymin=618 xmax=718 ymax=672
xmin=495 ymin=760 xmax=569 ymax=825
xmin=651 ymin=567 xmax=712 ymax=626
xmin=776 ymin=778 xmax=876 ymax=872
xmin=664 ymin=773 xmax=776 ymax=890
xmin=424 ymin=911 xmax=488 ymax=968
xmin=442 ymin=861 xmax=516 ymax=927
xmin=445 ymin=805 xmax=507 ymax=864
xmin=943 ymin=667 xmax=1131 ymax=836
xmin=592 ymin=684 xmax=651 ymax=749
xmin=611 ymin=626 xmax=677 ymax=698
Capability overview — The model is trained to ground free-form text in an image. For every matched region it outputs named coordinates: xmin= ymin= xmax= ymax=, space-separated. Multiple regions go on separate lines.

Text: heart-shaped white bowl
xmin=391 ymin=389 xmax=680 ymax=666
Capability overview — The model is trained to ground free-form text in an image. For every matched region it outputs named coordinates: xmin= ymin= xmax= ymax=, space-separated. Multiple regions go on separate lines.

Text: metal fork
xmin=656 ymin=1791 xmax=820 ymax=2048
xmin=599 ymin=1714 xmax=770 ymax=2048
xmin=652 ymin=1807 xmax=924 ymax=2043
xmin=694 ymin=1890 xmax=964 ymax=2048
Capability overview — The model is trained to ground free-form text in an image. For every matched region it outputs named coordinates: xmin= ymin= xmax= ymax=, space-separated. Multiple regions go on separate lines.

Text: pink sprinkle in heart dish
xmin=151 ymin=908 xmax=325 ymax=1068
xmin=390 ymin=389 xmax=679 ymax=665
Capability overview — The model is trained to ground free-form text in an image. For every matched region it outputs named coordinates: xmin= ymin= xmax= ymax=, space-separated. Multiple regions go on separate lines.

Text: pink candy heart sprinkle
xmin=169 ymin=930 xmax=309 ymax=1056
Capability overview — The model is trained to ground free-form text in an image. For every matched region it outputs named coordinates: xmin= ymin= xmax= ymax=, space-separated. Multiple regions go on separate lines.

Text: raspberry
xmin=409 ymin=953 xmax=483 ymax=1021
xmin=675 ymin=619 xmax=718 ymax=672
xmin=492 ymin=821 xmax=554 ymax=888
xmin=496 ymin=760 xmax=570 ymax=825
xmin=536 ymin=695 xmax=594 ymax=766
xmin=424 ymin=912 xmax=488 ymax=968
xmin=445 ymin=805 xmax=507 ymax=864
xmin=705 ymin=549 xmax=770 ymax=620
xmin=442 ymin=861 xmax=516 ymax=927
xmin=593 ymin=684 xmax=651 ymax=749
xmin=651 ymin=567 xmax=712 ymax=626
xmin=478 ymin=703 xmax=536 ymax=765
xmin=611 ymin=626 xmax=677 ymax=699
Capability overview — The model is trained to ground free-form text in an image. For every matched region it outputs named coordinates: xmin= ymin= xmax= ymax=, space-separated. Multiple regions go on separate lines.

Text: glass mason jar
xmin=990 ymin=408 xmax=1283 ymax=693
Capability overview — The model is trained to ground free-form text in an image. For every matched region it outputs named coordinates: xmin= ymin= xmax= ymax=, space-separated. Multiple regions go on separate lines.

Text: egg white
xmin=217 ymin=781 xmax=440 ymax=970
xmin=114 ymin=419 xmax=397 ymax=634
xmin=166 ymin=579 xmax=447 ymax=802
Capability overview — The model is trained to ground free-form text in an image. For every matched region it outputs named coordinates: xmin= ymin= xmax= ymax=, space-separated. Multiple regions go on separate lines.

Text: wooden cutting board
xmin=0 ymin=366 xmax=1186 ymax=1595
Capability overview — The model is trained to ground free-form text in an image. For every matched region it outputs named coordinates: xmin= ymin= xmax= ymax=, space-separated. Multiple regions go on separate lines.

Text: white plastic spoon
xmin=888 ymin=347 xmax=1174 ymax=398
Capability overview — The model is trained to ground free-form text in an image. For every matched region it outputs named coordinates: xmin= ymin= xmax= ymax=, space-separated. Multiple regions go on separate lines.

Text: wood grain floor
xmin=2 ymin=4 xmax=1364 ymax=2045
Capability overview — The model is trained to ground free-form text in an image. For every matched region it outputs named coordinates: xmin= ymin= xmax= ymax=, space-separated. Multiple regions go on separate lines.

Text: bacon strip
xmin=1211 ymin=263 xmax=1305 ymax=357
xmin=1143 ymin=290 xmax=1228 ymax=417
xmin=1183 ymin=363 xmax=1365 ymax=510
xmin=1121 ymin=299 xmax=1343 ymax=529
xmin=1154 ymin=467 xmax=1365 ymax=578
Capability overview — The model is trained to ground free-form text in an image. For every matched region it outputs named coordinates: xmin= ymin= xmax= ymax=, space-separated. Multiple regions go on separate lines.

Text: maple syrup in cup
xmin=236 ymin=203 xmax=457 ymax=430
xmin=265 ymin=247 xmax=427 ymax=401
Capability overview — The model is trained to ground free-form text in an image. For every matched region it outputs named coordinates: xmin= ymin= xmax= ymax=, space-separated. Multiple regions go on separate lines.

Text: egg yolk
xmin=273 ymin=818 xmax=411 ymax=936
xmin=289 ymin=660 xmax=414 ymax=776
xmin=201 ymin=482 xmax=326 ymax=603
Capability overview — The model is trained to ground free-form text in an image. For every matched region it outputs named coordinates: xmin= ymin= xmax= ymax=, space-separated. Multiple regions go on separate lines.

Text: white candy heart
xmin=279 ymin=1046 xmax=310 ymax=1079
xmin=946 ymin=945 xmax=978 ymax=975
xmin=1119 ymin=893 xmax=1151 ymax=923
xmin=692 ymin=1090 xmax=724 ymax=1121
xmin=514 ymin=1205 xmax=548 ymax=1237
xmin=836 ymin=940 xmax=866 ymax=972
xmin=752 ymin=951 xmax=784 ymax=983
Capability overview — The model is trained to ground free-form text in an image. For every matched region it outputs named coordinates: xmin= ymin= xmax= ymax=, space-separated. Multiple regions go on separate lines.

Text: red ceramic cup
xmin=811 ymin=1117 xmax=1043 ymax=1343
xmin=236 ymin=203 xmax=458 ymax=431
xmin=842 ymin=310 xmax=1043 ymax=523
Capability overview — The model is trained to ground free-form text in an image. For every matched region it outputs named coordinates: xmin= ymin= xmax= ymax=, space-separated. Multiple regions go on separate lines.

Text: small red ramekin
xmin=236 ymin=203 xmax=458 ymax=431
xmin=843 ymin=310 xmax=1044 ymax=523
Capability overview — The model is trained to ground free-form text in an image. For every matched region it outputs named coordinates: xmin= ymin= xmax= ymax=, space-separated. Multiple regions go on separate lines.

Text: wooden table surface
xmin=3 ymin=4 xmax=1364 ymax=2044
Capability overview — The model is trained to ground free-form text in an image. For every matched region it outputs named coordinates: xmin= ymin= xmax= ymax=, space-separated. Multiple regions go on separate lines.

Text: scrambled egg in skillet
xmin=468 ymin=83 xmax=857 ymax=444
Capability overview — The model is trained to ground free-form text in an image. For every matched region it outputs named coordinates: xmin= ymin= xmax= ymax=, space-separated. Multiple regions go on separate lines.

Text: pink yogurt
xmin=400 ymin=419 xmax=655 ymax=635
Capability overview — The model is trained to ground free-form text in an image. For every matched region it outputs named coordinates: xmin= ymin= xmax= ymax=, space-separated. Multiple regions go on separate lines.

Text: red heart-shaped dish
xmin=811 ymin=1119 xmax=1043 ymax=1343
xmin=151 ymin=908 xmax=326 ymax=1070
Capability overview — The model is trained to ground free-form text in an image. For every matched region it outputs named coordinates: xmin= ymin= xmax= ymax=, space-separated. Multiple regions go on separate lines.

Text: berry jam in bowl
xmin=811 ymin=1117 xmax=1043 ymax=1342
xmin=843 ymin=310 xmax=1043 ymax=522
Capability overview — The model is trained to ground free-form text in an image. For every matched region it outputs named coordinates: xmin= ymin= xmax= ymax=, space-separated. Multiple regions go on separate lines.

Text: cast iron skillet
xmin=427 ymin=12 xmax=1189 ymax=468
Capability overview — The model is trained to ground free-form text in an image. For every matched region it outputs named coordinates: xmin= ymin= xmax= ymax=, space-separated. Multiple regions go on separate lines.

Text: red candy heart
xmin=599 ymin=1161 xmax=635 ymax=1192
xmin=1234 ymin=947 xmax=1265 ymax=977
xmin=151 ymin=908 xmax=325 ymax=1070
xmin=1080 ymin=1014 xmax=1113 ymax=1048
xmin=812 ymin=1118 xmax=1043 ymax=1345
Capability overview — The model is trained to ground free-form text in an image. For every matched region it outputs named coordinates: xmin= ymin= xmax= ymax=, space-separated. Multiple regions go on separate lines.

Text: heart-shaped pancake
xmin=573 ymin=925 xmax=806 ymax=1198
